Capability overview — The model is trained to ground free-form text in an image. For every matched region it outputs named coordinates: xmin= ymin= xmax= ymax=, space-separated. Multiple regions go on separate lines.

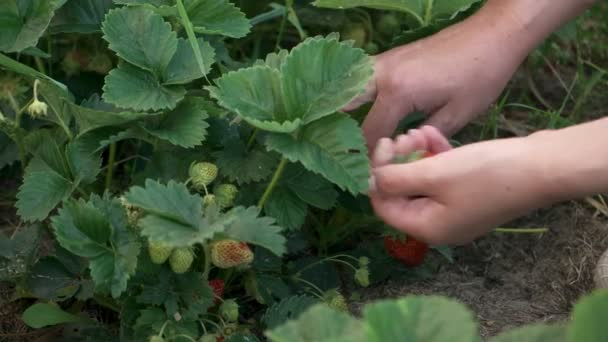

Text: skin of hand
xmin=368 ymin=119 xmax=608 ymax=246
xmin=345 ymin=0 xmax=599 ymax=152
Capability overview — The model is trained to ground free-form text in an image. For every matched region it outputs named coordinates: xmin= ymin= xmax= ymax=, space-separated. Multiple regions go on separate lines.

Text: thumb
xmin=370 ymin=161 xmax=434 ymax=197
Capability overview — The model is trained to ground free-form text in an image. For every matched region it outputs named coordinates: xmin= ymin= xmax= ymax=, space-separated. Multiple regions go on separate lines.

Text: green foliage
xmin=0 ymin=0 xmax=509 ymax=340
xmin=0 ymin=0 xmax=67 ymax=53
xmin=22 ymin=303 xmax=89 ymax=328
xmin=267 ymin=290 xmax=608 ymax=342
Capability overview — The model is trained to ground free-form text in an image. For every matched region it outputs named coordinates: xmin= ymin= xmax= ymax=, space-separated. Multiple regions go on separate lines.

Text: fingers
xmin=422 ymin=105 xmax=473 ymax=137
xmin=371 ymin=138 xmax=395 ymax=168
xmin=419 ymin=125 xmax=453 ymax=153
xmin=362 ymin=94 xmax=412 ymax=153
xmin=369 ymin=195 xmax=445 ymax=244
xmin=372 ymin=162 xmax=433 ymax=197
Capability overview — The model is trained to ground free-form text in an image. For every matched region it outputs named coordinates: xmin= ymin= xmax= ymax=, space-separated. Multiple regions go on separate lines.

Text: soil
xmin=355 ymin=202 xmax=608 ymax=339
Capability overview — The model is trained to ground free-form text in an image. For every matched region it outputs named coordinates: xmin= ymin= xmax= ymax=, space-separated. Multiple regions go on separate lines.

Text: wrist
xmin=526 ymin=118 xmax=608 ymax=203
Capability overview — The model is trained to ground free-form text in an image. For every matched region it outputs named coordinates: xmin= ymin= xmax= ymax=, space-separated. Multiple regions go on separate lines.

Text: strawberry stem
xmin=494 ymin=228 xmax=549 ymax=234
xmin=258 ymin=158 xmax=288 ymax=208
xmin=104 ymin=142 xmax=117 ymax=191
xmin=202 ymin=243 xmax=211 ymax=280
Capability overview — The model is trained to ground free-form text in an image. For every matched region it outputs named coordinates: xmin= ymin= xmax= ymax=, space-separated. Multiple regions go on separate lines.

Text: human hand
xmin=368 ymin=126 xmax=560 ymax=246
xmin=345 ymin=0 xmax=597 ymax=152
xmin=344 ymin=21 xmax=524 ymax=152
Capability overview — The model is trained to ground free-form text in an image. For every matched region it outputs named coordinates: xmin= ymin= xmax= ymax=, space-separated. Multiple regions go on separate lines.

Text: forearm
xmin=477 ymin=0 xmax=597 ymax=60
xmin=440 ymin=0 xmax=598 ymax=71
xmin=528 ymin=117 xmax=608 ymax=202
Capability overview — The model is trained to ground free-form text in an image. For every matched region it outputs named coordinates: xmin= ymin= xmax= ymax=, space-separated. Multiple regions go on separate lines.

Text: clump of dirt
xmin=356 ymin=202 xmax=608 ymax=338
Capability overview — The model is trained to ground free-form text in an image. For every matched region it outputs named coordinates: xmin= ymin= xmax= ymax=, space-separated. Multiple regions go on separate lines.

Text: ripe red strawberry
xmin=383 ymin=235 xmax=429 ymax=267
xmin=208 ymin=278 xmax=225 ymax=303
xmin=211 ymin=240 xmax=254 ymax=269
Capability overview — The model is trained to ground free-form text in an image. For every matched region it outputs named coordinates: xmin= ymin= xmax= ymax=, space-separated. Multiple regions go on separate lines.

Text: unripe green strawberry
xmin=189 ymin=162 xmax=218 ymax=191
xmin=222 ymin=323 xmax=238 ymax=337
xmin=169 ymin=247 xmax=194 ymax=274
xmin=214 ymin=184 xmax=238 ymax=208
xmin=219 ymin=299 xmax=239 ymax=322
xmin=149 ymin=336 xmax=165 ymax=342
xmin=330 ymin=295 xmax=348 ymax=312
xmin=202 ymin=194 xmax=217 ymax=209
xmin=341 ymin=24 xmax=367 ymax=48
xmin=211 ymin=240 xmax=254 ymax=269
xmin=364 ymin=42 xmax=379 ymax=55
xmin=377 ymin=13 xmax=401 ymax=36
xmin=199 ymin=334 xmax=222 ymax=342
xmin=355 ymin=268 xmax=370 ymax=287
xmin=86 ymin=53 xmax=113 ymax=74
xmin=325 ymin=290 xmax=348 ymax=312
xmin=148 ymin=241 xmax=173 ymax=264
xmin=358 ymin=256 xmax=370 ymax=267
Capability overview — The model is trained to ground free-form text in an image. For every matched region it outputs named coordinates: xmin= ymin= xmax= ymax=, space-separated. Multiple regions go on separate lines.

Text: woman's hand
xmin=368 ymin=126 xmax=568 ymax=246
xmin=346 ymin=0 xmax=599 ymax=152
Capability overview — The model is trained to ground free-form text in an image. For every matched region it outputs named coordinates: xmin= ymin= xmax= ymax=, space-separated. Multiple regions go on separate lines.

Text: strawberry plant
xmin=265 ymin=289 xmax=608 ymax=342
xmin=0 ymin=0 xmax=480 ymax=340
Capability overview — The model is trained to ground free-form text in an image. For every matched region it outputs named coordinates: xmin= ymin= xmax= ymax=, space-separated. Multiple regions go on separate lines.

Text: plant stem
xmin=246 ymin=129 xmax=258 ymax=150
xmin=105 ymin=143 xmax=117 ymax=191
xmin=202 ymin=243 xmax=211 ymax=280
xmin=274 ymin=1 xmax=289 ymax=51
xmin=257 ymin=158 xmax=288 ymax=208
xmin=494 ymin=228 xmax=549 ymax=234
xmin=291 ymin=276 xmax=325 ymax=299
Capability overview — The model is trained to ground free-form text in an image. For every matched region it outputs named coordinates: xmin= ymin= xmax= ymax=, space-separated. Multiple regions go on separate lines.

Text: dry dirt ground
xmin=355 ymin=201 xmax=608 ymax=339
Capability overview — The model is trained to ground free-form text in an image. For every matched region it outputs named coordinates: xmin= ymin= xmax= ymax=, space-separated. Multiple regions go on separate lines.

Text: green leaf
xmin=69 ymin=95 xmax=152 ymax=136
xmin=66 ymin=140 xmax=102 ymax=185
xmin=22 ymin=303 xmax=88 ymax=328
xmin=568 ymin=289 xmax=608 ymax=342
xmin=262 ymin=295 xmax=320 ymax=329
xmin=207 ymin=66 xmax=300 ymax=133
xmin=223 ymin=206 xmax=287 ymax=256
xmin=23 ymin=129 xmax=70 ymax=179
xmin=124 ymin=180 xmax=225 ymax=247
xmin=264 ymin=188 xmax=307 ymax=231
xmin=51 ymin=200 xmax=111 ymax=258
xmin=282 ymin=164 xmax=338 ymax=210
xmin=280 ymin=35 xmax=372 ymax=125
xmin=0 ymin=0 xmax=67 ymax=53
xmin=102 ymin=6 xmax=177 ymax=75
xmin=265 ymin=304 xmax=364 ymax=342
xmin=207 ymin=36 xmax=372 ymax=132
xmin=363 ymin=296 xmax=480 ymax=342
xmin=124 ymin=179 xmax=202 ymax=228
xmin=51 ymin=195 xmax=140 ymax=298
xmin=313 ymin=0 xmax=481 ymax=26
xmin=50 ymin=0 xmax=115 ymax=34
xmin=0 ymin=224 xmax=42 ymax=281
xmin=141 ymin=97 xmax=209 ymax=148
xmin=16 ymin=167 xmax=74 ymax=222
xmin=103 ymin=62 xmax=186 ymax=111
xmin=163 ymin=38 xmax=215 ymax=85
xmin=185 ymin=0 xmax=251 ymax=38
xmin=27 ymin=256 xmax=82 ymax=301
xmin=490 ymin=324 xmax=566 ymax=342
xmin=265 ymin=114 xmax=369 ymax=195
xmin=212 ymin=140 xmax=279 ymax=185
